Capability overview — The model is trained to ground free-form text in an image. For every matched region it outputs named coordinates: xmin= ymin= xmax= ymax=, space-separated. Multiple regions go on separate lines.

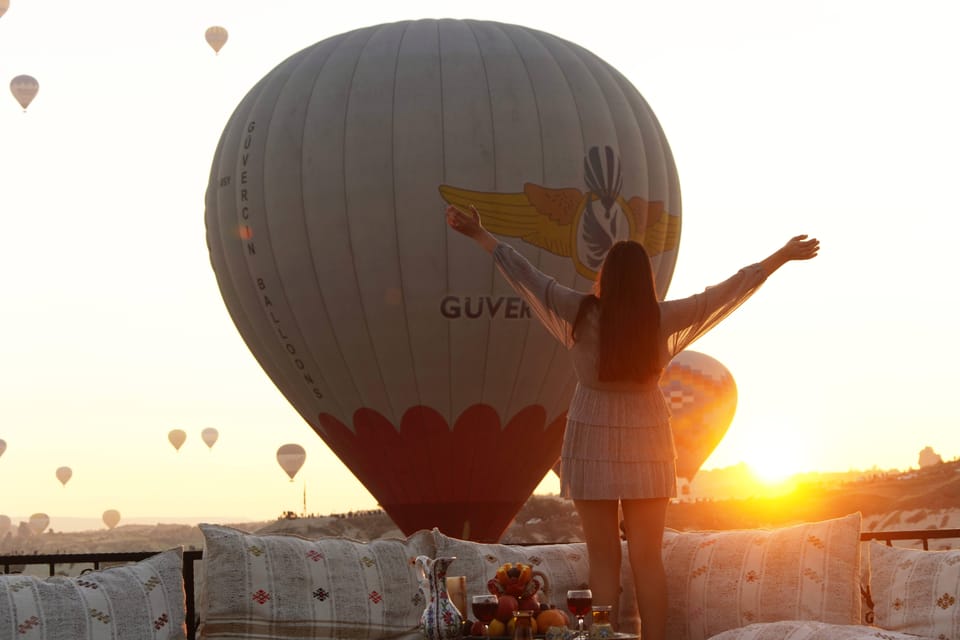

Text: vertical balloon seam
xmin=437 ymin=20 xmax=455 ymax=430
xmin=267 ymin=40 xmax=358 ymax=424
xmin=389 ymin=21 xmax=427 ymax=425
xmin=216 ymin=76 xmax=326 ymax=428
xmin=524 ymin=29 xmax=594 ymax=416
xmin=493 ymin=22 xmax=562 ymax=422
xmin=338 ymin=24 xmax=404 ymax=426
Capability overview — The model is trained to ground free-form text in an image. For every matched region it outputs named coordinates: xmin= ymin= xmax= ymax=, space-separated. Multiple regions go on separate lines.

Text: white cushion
xmin=662 ymin=512 xmax=863 ymax=640
xmin=431 ymin=529 xmax=640 ymax=635
xmin=869 ymin=541 xmax=960 ymax=639
xmin=0 ymin=547 xmax=186 ymax=639
xmin=198 ymin=524 xmax=435 ymax=640
xmin=706 ymin=620 xmax=925 ymax=639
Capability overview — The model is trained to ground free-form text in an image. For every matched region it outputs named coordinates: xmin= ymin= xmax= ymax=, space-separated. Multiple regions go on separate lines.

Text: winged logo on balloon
xmin=439 ymin=146 xmax=680 ymax=279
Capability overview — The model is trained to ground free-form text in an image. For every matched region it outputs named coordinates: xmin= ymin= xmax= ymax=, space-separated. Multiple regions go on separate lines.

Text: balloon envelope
xmin=205 ymin=26 xmax=228 ymax=54
xmin=206 ymin=19 xmax=680 ymax=541
xmin=10 ymin=74 xmax=38 ymax=110
xmin=102 ymin=509 xmax=121 ymax=529
xmin=28 ymin=513 xmax=49 ymax=535
xmin=276 ymin=444 xmax=306 ymax=480
xmin=659 ymin=351 xmax=738 ymax=481
xmin=56 ymin=466 xmax=72 ymax=486
xmin=168 ymin=429 xmax=187 ymax=451
xmin=0 ymin=438 xmax=5 ymax=457
xmin=0 ymin=1 xmax=8 ymax=19
xmin=201 ymin=427 xmax=219 ymax=449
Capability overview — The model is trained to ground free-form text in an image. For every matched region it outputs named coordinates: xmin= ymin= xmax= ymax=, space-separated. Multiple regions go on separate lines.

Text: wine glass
xmin=566 ymin=589 xmax=593 ymax=638
xmin=471 ymin=594 xmax=498 ymax=636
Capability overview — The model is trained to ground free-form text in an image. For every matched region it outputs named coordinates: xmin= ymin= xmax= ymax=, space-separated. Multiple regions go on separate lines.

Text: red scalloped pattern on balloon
xmin=317 ymin=404 xmax=565 ymax=542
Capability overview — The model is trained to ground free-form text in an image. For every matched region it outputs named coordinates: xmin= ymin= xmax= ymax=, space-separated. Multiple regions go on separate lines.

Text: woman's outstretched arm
xmin=445 ymin=204 xmax=498 ymax=252
xmin=758 ymin=234 xmax=820 ymax=275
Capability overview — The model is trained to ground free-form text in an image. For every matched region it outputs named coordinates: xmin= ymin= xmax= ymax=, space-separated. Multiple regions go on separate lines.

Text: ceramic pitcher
xmin=416 ymin=555 xmax=463 ymax=640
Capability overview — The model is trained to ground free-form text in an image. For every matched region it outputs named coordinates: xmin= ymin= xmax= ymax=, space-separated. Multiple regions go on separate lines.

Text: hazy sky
xmin=1 ymin=0 xmax=958 ymax=529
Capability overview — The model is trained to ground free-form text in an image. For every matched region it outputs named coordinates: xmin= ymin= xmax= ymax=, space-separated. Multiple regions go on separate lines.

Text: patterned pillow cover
xmin=706 ymin=620 xmax=925 ymax=640
xmin=662 ymin=512 xmax=863 ymax=640
xmin=430 ymin=529 xmax=641 ymax=636
xmin=0 ymin=547 xmax=186 ymax=640
xmin=869 ymin=541 xmax=960 ymax=639
xmin=198 ymin=524 xmax=436 ymax=640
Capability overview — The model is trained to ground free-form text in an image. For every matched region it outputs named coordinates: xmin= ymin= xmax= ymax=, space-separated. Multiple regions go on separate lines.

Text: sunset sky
xmin=1 ymin=0 xmax=958 ymax=531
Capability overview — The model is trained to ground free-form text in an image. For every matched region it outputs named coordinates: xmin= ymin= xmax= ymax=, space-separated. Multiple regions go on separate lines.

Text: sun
xmin=740 ymin=429 xmax=811 ymax=486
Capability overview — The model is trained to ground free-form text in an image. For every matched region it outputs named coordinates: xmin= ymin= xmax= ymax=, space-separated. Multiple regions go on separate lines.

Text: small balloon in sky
xmin=168 ymin=429 xmax=187 ymax=451
xmin=205 ymin=26 xmax=228 ymax=54
xmin=0 ymin=515 xmax=10 ymax=538
xmin=102 ymin=509 xmax=121 ymax=530
xmin=56 ymin=465 xmax=72 ymax=486
xmin=28 ymin=512 xmax=49 ymax=535
xmin=9 ymin=74 xmax=38 ymax=111
xmin=201 ymin=427 xmax=219 ymax=450
xmin=276 ymin=444 xmax=306 ymax=482
xmin=0 ymin=438 xmax=6 ymax=458
xmin=0 ymin=0 xmax=8 ymax=19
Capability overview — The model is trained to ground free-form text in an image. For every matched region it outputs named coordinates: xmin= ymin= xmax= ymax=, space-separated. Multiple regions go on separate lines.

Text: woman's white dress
xmin=492 ymin=242 xmax=768 ymax=500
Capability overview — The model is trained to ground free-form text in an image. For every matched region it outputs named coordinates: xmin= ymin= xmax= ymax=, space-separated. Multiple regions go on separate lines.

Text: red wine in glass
xmin=567 ymin=594 xmax=593 ymax=617
xmin=472 ymin=596 xmax=499 ymax=623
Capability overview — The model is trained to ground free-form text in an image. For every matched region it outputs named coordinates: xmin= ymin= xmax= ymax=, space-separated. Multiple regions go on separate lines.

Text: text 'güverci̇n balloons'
xmin=10 ymin=75 xmax=38 ymax=111
xmin=205 ymin=26 xmax=228 ymax=54
xmin=276 ymin=444 xmax=306 ymax=481
xmin=168 ymin=429 xmax=187 ymax=451
xmin=56 ymin=466 xmax=72 ymax=486
xmin=102 ymin=509 xmax=121 ymax=529
xmin=201 ymin=427 xmax=219 ymax=449
xmin=659 ymin=351 xmax=737 ymax=481
xmin=206 ymin=19 xmax=680 ymax=542
xmin=28 ymin=513 xmax=49 ymax=535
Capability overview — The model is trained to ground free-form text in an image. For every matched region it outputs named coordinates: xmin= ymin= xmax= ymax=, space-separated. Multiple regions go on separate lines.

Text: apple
xmin=470 ymin=620 xmax=487 ymax=636
xmin=496 ymin=594 xmax=519 ymax=622
xmin=518 ymin=594 xmax=540 ymax=613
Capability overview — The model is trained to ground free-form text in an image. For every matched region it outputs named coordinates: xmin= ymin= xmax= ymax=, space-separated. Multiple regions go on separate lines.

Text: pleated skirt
xmin=559 ymin=384 xmax=678 ymax=500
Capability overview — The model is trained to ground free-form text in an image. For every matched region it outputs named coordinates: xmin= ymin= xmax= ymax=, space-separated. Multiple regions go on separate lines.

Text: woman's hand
xmin=445 ymin=204 xmax=498 ymax=253
xmin=779 ymin=234 xmax=820 ymax=262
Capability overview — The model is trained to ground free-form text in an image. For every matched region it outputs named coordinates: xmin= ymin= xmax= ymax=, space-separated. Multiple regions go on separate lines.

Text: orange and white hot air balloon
xmin=10 ymin=74 xmax=38 ymax=111
xmin=201 ymin=427 xmax=219 ymax=449
xmin=56 ymin=466 xmax=72 ymax=486
xmin=205 ymin=26 xmax=228 ymax=54
xmin=168 ymin=429 xmax=187 ymax=451
xmin=276 ymin=444 xmax=306 ymax=481
xmin=102 ymin=509 xmax=121 ymax=529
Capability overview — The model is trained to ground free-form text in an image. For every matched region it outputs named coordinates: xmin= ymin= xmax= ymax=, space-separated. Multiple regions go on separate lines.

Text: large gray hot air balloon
xmin=206 ymin=19 xmax=681 ymax=542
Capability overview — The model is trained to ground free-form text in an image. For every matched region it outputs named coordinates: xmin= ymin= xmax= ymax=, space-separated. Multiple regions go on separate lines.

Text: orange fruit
xmin=536 ymin=608 xmax=568 ymax=631
xmin=487 ymin=619 xmax=507 ymax=637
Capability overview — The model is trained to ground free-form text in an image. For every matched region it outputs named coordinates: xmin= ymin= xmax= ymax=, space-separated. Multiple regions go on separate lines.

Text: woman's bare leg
xmin=572 ymin=499 xmax=622 ymax=627
xmin=621 ymin=498 xmax=668 ymax=640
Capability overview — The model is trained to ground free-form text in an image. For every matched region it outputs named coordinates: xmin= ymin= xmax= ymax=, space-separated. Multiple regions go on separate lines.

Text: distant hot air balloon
xmin=168 ymin=429 xmax=187 ymax=451
xmin=0 ymin=438 xmax=6 ymax=458
xmin=28 ymin=512 xmax=49 ymax=535
xmin=201 ymin=427 xmax=219 ymax=449
xmin=205 ymin=19 xmax=680 ymax=542
xmin=659 ymin=351 xmax=738 ymax=482
xmin=205 ymin=26 xmax=228 ymax=54
xmin=276 ymin=444 xmax=306 ymax=481
xmin=10 ymin=74 xmax=38 ymax=111
xmin=0 ymin=0 xmax=8 ymax=19
xmin=56 ymin=466 xmax=72 ymax=486
xmin=102 ymin=509 xmax=121 ymax=529
xmin=0 ymin=515 xmax=10 ymax=538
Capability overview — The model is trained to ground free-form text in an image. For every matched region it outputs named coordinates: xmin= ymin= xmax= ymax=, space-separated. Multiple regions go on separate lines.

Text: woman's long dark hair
xmin=572 ymin=241 xmax=661 ymax=381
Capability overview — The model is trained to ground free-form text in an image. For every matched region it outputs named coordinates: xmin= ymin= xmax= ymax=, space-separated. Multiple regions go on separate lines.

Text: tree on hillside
xmin=918 ymin=446 xmax=943 ymax=468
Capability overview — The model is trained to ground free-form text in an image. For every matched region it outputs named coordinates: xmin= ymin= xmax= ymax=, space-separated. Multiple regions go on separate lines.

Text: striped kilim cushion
xmin=0 ymin=547 xmax=186 ymax=640
xmin=198 ymin=524 xmax=435 ymax=640
xmin=869 ymin=541 xmax=960 ymax=639
xmin=662 ymin=512 xmax=863 ymax=640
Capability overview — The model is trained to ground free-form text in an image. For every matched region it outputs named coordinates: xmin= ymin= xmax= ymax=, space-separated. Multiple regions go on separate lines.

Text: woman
xmin=445 ymin=203 xmax=819 ymax=640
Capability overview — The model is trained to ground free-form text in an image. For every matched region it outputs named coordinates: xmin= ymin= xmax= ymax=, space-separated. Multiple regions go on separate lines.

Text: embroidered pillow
xmin=0 ymin=547 xmax=186 ymax=640
xmin=431 ymin=529 xmax=641 ymax=636
xmin=869 ymin=541 xmax=960 ymax=639
xmin=662 ymin=512 xmax=862 ymax=640
xmin=706 ymin=620 xmax=924 ymax=640
xmin=198 ymin=524 xmax=435 ymax=640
